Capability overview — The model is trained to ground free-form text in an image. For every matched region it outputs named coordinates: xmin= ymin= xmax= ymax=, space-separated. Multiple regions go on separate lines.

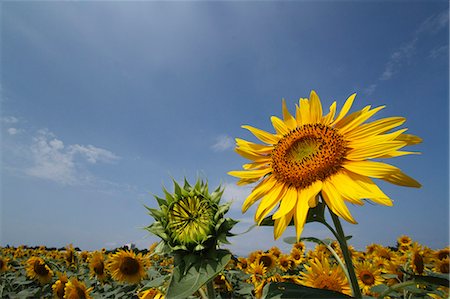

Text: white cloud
xmin=69 ymin=144 xmax=119 ymax=164
xmin=211 ymin=134 xmax=234 ymax=152
xmin=2 ymin=116 xmax=19 ymax=124
xmin=7 ymin=128 xmax=21 ymax=135
xmin=25 ymin=130 xmax=119 ymax=185
xmin=417 ymin=10 xmax=449 ymax=35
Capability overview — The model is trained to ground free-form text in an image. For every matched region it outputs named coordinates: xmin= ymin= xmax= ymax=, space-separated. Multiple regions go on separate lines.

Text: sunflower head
xmin=146 ymin=178 xmax=237 ymax=253
xmin=52 ymin=272 xmax=69 ymax=299
xmin=108 ymin=249 xmax=149 ymax=284
xmin=25 ymin=256 xmax=54 ymax=285
xmin=89 ymin=251 xmax=108 ymax=281
xmin=229 ymin=90 xmax=421 ymax=241
xmin=64 ymin=277 xmax=93 ymax=299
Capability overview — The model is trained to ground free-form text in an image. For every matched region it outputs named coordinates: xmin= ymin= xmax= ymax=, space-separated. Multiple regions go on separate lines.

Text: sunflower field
xmin=0 ymin=237 xmax=449 ymax=299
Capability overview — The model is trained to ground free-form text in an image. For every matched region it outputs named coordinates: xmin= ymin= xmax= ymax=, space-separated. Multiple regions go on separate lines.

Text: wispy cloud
xmin=429 ymin=45 xmax=448 ymax=59
xmin=364 ymin=10 xmax=448 ymax=95
xmin=211 ymin=134 xmax=234 ymax=152
xmin=1 ymin=116 xmax=19 ymax=124
xmin=25 ymin=130 xmax=119 ymax=185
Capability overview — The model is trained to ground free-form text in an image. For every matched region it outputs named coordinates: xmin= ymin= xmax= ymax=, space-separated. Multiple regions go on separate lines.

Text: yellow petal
xmin=331 ymin=93 xmax=356 ymax=126
xmin=322 ymin=101 xmax=337 ymax=125
xmin=272 ymin=186 xmax=298 ymax=219
xmin=228 ymin=168 xmax=271 ymax=179
xmin=242 ymin=176 xmax=277 ymax=212
xmin=271 ymin=116 xmax=290 ymax=136
xmin=342 ymin=160 xmax=421 ymax=188
xmin=347 ymin=128 xmax=408 ymax=147
xmin=298 ymin=98 xmax=311 ymax=125
xmin=381 ymin=171 xmax=421 ymax=188
xmin=293 ymin=181 xmax=322 ymax=240
xmin=346 ymin=141 xmax=406 ymax=160
xmin=395 ymin=133 xmax=423 ymax=145
xmin=255 ymin=183 xmax=287 ymax=223
xmin=322 ymin=181 xmax=357 ymax=224
xmin=337 ymin=105 xmax=385 ymax=134
xmin=242 ymin=125 xmax=279 ymax=145
xmin=345 ymin=117 xmax=406 ymax=140
xmin=235 ymin=148 xmax=271 ymax=162
xmin=274 ymin=209 xmax=294 ymax=240
xmin=329 ymin=171 xmax=392 ymax=206
xmin=309 ymin=90 xmax=323 ymax=123
xmin=236 ymin=138 xmax=273 ymax=153
xmin=282 ymin=98 xmax=297 ymax=129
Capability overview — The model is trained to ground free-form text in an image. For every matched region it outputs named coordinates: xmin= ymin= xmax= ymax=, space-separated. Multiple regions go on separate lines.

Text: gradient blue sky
xmin=1 ymin=1 xmax=448 ymax=256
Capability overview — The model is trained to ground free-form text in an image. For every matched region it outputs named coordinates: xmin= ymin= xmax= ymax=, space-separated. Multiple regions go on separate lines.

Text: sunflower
xmin=248 ymin=261 xmax=267 ymax=284
xmin=256 ymin=252 xmax=277 ymax=271
xmin=25 ymin=256 xmax=54 ymax=284
xmin=268 ymin=246 xmax=282 ymax=258
xmin=52 ymin=272 xmax=68 ymax=299
xmin=64 ymin=244 xmax=77 ymax=267
xmin=278 ymin=254 xmax=293 ymax=272
xmin=290 ymin=248 xmax=304 ymax=266
xmin=237 ymin=257 xmax=249 ymax=271
xmin=138 ymin=288 xmax=165 ymax=299
xmin=435 ymin=247 xmax=450 ymax=261
xmin=299 ymin=257 xmax=351 ymax=296
xmin=433 ymin=258 xmax=450 ymax=274
xmin=64 ymin=277 xmax=93 ymax=299
xmin=89 ymin=251 xmax=107 ymax=281
xmin=354 ymin=260 xmax=384 ymax=295
xmin=108 ymin=249 xmax=148 ymax=284
xmin=146 ymin=179 xmax=237 ymax=253
xmin=229 ymin=91 xmax=421 ymax=240
xmin=397 ymin=235 xmax=412 ymax=247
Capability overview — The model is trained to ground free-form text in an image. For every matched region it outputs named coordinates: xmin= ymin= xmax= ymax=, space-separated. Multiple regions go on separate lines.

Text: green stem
xmin=328 ymin=206 xmax=363 ymax=299
xmin=206 ymin=280 xmax=216 ymax=299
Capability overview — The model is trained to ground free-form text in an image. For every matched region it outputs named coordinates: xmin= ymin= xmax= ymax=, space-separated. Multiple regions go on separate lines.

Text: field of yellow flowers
xmin=0 ymin=236 xmax=448 ymax=299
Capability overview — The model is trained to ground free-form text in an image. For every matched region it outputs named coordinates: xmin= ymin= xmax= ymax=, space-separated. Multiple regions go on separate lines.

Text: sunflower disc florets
xmin=146 ymin=179 xmax=237 ymax=253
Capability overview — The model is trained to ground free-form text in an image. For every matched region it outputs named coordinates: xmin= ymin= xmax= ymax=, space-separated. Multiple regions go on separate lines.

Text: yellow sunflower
xmin=256 ymin=252 xmax=277 ymax=271
xmin=299 ymin=257 xmax=351 ymax=296
xmin=108 ymin=249 xmax=148 ymax=284
xmin=25 ymin=256 xmax=54 ymax=284
xmin=354 ymin=260 xmax=384 ymax=295
xmin=229 ymin=91 xmax=421 ymax=239
xmin=138 ymin=288 xmax=165 ymax=299
xmin=89 ymin=251 xmax=107 ymax=281
xmin=247 ymin=261 xmax=267 ymax=284
xmin=290 ymin=248 xmax=304 ymax=266
xmin=278 ymin=254 xmax=293 ymax=272
xmin=52 ymin=272 xmax=68 ymax=299
xmin=64 ymin=277 xmax=93 ymax=299
xmin=433 ymin=257 xmax=449 ymax=274
xmin=397 ymin=235 xmax=412 ymax=247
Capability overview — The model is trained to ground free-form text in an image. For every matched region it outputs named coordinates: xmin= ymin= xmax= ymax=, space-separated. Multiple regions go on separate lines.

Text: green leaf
xmin=261 ymin=282 xmax=354 ymax=299
xmin=166 ymin=250 xmax=232 ymax=299
xmin=141 ymin=275 xmax=169 ymax=290
xmin=410 ymin=273 xmax=450 ymax=287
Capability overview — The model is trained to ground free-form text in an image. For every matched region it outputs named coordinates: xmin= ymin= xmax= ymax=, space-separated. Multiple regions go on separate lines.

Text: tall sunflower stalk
xmin=146 ymin=178 xmax=238 ymax=299
xmin=229 ymin=90 xmax=421 ymax=298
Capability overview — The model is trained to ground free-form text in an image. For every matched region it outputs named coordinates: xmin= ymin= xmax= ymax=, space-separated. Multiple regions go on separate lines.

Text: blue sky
xmin=1 ymin=1 xmax=448 ymax=256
